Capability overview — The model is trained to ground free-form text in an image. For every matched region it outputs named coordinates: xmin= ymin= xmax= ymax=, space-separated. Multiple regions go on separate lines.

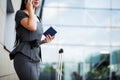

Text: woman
xmin=9 ymin=0 xmax=55 ymax=80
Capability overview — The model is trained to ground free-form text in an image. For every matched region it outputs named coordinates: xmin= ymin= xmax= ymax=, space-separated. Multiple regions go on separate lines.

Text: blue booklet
xmin=43 ymin=27 xmax=57 ymax=36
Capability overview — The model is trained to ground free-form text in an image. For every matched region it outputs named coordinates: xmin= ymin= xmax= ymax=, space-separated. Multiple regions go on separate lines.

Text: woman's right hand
xmin=26 ymin=0 xmax=34 ymax=13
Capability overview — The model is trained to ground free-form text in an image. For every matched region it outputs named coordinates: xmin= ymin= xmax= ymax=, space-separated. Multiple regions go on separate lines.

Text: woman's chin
xmin=34 ymin=5 xmax=39 ymax=8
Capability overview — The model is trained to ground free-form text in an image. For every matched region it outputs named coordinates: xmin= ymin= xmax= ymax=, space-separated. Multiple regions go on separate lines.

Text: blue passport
xmin=43 ymin=27 xmax=57 ymax=36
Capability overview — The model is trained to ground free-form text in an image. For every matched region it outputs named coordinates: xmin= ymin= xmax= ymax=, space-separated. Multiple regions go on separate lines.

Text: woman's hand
xmin=40 ymin=34 xmax=55 ymax=44
xmin=44 ymin=34 xmax=55 ymax=43
xmin=26 ymin=0 xmax=34 ymax=13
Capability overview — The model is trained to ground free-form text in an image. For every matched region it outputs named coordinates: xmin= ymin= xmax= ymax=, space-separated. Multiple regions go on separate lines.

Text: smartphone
xmin=25 ymin=0 xmax=28 ymax=4
xmin=43 ymin=27 xmax=57 ymax=37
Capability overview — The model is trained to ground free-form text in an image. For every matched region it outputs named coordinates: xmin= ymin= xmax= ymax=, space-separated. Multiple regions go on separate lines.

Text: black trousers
xmin=14 ymin=53 xmax=40 ymax=80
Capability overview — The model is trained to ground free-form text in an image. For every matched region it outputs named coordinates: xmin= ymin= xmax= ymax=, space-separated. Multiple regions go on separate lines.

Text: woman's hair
xmin=14 ymin=0 xmax=26 ymax=47
xmin=20 ymin=0 xmax=27 ymax=10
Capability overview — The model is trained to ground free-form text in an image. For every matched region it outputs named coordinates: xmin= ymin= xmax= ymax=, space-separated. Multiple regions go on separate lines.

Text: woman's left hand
xmin=43 ymin=34 xmax=55 ymax=43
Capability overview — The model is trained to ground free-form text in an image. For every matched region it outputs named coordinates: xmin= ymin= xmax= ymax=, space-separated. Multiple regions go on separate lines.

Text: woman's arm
xmin=20 ymin=15 xmax=37 ymax=31
xmin=20 ymin=0 xmax=37 ymax=31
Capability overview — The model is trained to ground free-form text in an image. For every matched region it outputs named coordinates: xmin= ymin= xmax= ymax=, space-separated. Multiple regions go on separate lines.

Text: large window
xmin=40 ymin=0 xmax=120 ymax=80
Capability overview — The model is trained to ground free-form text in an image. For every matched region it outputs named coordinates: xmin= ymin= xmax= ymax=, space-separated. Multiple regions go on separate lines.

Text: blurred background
xmin=0 ymin=0 xmax=120 ymax=80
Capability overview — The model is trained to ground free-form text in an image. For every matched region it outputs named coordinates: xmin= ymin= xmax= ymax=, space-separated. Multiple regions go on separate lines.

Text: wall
xmin=0 ymin=0 xmax=21 ymax=80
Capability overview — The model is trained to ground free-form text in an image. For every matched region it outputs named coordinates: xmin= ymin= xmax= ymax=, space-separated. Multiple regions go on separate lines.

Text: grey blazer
xmin=9 ymin=10 xmax=43 ymax=62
